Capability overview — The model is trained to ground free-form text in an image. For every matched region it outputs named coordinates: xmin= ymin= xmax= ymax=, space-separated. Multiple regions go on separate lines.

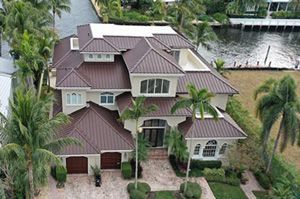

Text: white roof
xmin=90 ymin=23 xmax=177 ymax=38
xmin=0 ymin=57 xmax=16 ymax=75
xmin=0 ymin=73 xmax=12 ymax=117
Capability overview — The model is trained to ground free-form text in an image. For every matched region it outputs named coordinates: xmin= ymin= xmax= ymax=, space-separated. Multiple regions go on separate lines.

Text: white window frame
xmin=219 ymin=143 xmax=228 ymax=155
xmin=193 ymin=144 xmax=201 ymax=156
xmin=202 ymin=140 xmax=218 ymax=157
xmin=66 ymin=92 xmax=83 ymax=106
xmin=140 ymin=79 xmax=170 ymax=95
xmin=99 ymin=92 xmax=115 ymax=105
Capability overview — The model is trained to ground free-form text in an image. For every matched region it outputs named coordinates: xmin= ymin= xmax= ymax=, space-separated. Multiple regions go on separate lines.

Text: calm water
xmin=199 ymin=28 xmax=300 ymax=69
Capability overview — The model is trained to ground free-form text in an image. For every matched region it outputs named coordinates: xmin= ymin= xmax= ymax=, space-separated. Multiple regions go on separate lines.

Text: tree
xmin=0 ymin=88 xmax=80 ymax=198
xmin=194 ymin=22 xmax=217 ymax=48
xmin=255 ymin=76 xmax=300 ymax=173
xmin=213 ymin=58 xmax=228 ymax=76
xmin=95 ymin=0 xmax=122 ymax=23
xmin=133 ymin=134 xmax=150 ymax=162
xmin=272 ymin=177 xmax=294 ymax=199
xmin=165 ymin=128 xmax=188 ymax=163
xmin=171 ymin=84 xmax=218 ymax=192
xmin=120 ymin=96 xmax=157 ymax=189
xmin=149 ymin=0 xmax=166 ymax=21
xmin=49 ymin=0 xmax=71 ymax=28
xmin=171 ymin=84 xmax=218 ymax=121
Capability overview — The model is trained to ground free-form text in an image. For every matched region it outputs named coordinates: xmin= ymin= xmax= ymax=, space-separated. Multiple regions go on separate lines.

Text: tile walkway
xmin=240 ymin=170 xmax=265 ymax=199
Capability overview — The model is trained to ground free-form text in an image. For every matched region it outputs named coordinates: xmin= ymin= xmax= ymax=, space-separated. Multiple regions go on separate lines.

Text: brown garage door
xmin=101 ymin=153 xmax=121 ymax=169
xmin=66 ymin=157 xmax=88 ymax=174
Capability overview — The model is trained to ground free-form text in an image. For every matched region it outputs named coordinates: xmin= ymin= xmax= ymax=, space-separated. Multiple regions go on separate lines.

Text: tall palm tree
xmin=194 ymin=22 xmax=217 ymax=49
xmin=49 ymin=0 xmax=71 ymax=28
xmin=165 ymin=128 xmax=188 ymax=163
xmin=171 ymin=84 xmax=218 ymax=192
xmin=120 ymin=96 xmax=157 ymax=189
xmin=255 ymin=76 xmax=300 ymax=173
xmin=213 ymin=58 xmax=227 ymax=76
xmin=0 ymin=88 xmax=80 ymax=198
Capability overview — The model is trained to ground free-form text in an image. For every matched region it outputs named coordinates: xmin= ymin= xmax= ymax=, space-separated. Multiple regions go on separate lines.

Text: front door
xmin=143 ymin=129 xmax=164 ymax=147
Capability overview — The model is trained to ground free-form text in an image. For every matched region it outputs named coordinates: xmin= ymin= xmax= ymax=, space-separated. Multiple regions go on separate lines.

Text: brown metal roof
xmin=153 ymin=34 xmax=194 ymax=49
xmin=178 ymin=113 xmax=247 ymax=139
xmin=104 ymin=36 xmax=142 ymax=50
xmin=52 ymin=35 xmax=76 ymax=67
xmin=55 ymin=56 xmax=131 ymax=89
xmin=53 ymin=90 xmax=62 ymax=116
xmin=57 ymin=102 xmax=134 ymax=155
xmin=123 ymin=38 xmax=185 ymax=74
xmin=177 ymin=71 xmax=238 ymax=94
xmin=81 ymin=38 xmax=120 ymax=54
xmin=53 ymin=51 xmax=84 ymax=69
xmin=77 ymin=24 xmax=93 ymax=50
xmin=116 ymin=92 xmax=191 ymax=117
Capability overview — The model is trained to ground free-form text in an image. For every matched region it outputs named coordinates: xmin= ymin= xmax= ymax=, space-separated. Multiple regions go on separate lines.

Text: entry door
xmin=143 ymin=129 xmax=164 ymax=147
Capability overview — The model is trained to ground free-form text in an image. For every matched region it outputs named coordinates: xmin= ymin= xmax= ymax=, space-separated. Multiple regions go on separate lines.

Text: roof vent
xmin=70 ymin=37 xmax=79 ymax=50
xmin=86 ymin=102 xmax=90 ymax=108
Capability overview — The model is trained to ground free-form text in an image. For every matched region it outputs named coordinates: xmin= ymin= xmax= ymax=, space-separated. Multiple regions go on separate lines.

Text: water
xmin=199 ymin=28 xmax=300 ymax=69
xmin=55 ymin=0 xmax=99 ymax=38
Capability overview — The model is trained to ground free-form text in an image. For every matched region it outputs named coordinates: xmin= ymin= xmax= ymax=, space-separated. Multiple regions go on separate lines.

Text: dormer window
xmin=70 ymin=38 xmax=79 ymax=50
xmin=89 ymin=54 xmax=93 ymax=59
xmin=84 ymin=54 xmax=114 ymax=62
xmin=140 ymin=79 xmax=170 ymax=94
xmin=66 ymin=93 xmax=82 ymax=105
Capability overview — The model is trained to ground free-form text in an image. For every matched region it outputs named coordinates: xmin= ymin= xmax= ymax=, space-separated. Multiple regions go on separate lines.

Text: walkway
xmin=240 ymin=170 xmax=265 ymax=199
xmin=189 ymin=177 xmax=215 ymax=199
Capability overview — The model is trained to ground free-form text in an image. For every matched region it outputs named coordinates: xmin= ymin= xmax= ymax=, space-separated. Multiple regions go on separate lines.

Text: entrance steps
xmin=149 ymin=148 xmax=168 ymax=160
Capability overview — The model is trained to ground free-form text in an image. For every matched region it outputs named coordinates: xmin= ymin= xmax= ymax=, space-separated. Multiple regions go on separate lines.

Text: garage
xmin=66 ymin=157 xmax=88 ymax=174
xmin=101 ymin=152 xmax=121 ymax=169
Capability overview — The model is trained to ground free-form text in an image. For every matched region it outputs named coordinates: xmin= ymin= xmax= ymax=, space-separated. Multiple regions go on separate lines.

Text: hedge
xmin=127 ymin=182 xmax=151 ymax=195
xmin=56 ymin=165 xmax=67 ymax=183
xmin=169 ymin=155 xmax=185 ymax=177
xmin=254 ymin=171 xmax=271 ymax=190
xmin=122 ymin=162 xmax=132 ymax=179
xmin=191 ymin=160 xmax=222 ymax=170
xmin=130 ymin=189 xmax=147 ymax=199
xmin=180 ymin=182 xmax=202 ymax=199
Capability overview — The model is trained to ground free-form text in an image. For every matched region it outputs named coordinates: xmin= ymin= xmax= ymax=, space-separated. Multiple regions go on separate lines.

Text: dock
xmin=229 ymin=18 xmax=300 ymax=30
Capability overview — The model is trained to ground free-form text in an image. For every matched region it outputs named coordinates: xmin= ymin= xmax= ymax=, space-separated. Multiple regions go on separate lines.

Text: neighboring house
xmin=51 ymin=23 xmax=247 ymax=175
xmin=0 ymin=57 xmax=16 ymax=117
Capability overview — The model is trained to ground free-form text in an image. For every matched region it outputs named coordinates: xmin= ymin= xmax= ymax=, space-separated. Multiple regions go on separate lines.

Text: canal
xmin=57 ymin=0 xmax=300 ymax=69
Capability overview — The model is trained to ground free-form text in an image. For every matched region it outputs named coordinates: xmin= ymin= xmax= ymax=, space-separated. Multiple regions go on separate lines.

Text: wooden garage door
xmin=66 ymin=157 xmax=88 ymax=174
xmin=101 ymin=153 xmax=121 ymax=169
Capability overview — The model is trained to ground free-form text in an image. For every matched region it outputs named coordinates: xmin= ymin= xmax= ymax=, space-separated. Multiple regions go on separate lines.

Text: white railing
xmin=229 ymin=18 xmax=300 ymax=27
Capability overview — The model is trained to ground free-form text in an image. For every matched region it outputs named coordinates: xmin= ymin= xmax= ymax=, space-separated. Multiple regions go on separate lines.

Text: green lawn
xmin=155 ymin=191 xmax=175 ymax=199
xmin=253 ymin=191 xmax=271 ymax=199
xmin=209 ymin=182 xmax=247 ymax=199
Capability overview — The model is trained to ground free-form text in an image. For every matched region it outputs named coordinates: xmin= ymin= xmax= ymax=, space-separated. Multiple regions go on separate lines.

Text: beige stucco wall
xmin=86 ymin=91 xmax=124 ymax=111
xmin=178 ymin=49 xmax=209 ymax=71
xmin=129 ymin=75 xmax=179 ymax=97
xmin=61 ymin=90 xmax=87 ymax=114
xmin=178 ymin=94 xmax=229 ymax=110
xmin=185 ymin=139 xmax=236 ymax=161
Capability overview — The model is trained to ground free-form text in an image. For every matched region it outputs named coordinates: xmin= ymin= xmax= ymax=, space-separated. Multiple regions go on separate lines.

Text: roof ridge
xmin=148 ymin=36 xmax=171 ymax=50
xmin=89 ymin=104 xmax=134 ymax=148
xmin=72 ymin=69 xmax=91 ymax=87
xmin=222 ymin=114 xmax=247 ymax=137
xmin=102 ymin=37 xmax=121 ymax=52
xmin=80 ymin=38 xmax=94 ymax=52
xmin=56 ymin=69 xmax=90 ymax=87
xmin=208 ymin=71 xmax=238 ymax=93
xmin=74 ymin=128 xmax=100 ymax=153
xmin=130 ymin=47 xmax=152 ymax=73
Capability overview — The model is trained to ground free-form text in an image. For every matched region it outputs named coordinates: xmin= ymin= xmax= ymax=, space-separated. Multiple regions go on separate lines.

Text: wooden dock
xmin=229 ymin=18 xmax=300 ymax=30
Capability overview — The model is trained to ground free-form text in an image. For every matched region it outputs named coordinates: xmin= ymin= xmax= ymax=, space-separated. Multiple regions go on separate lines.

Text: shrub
xmin=122 ymin=11 xmax=149 ymax=22
xmin=190 ymin=160 xmax=222 ymax=170
xmin=130 ymin=189 xmax=147 ymax=199
xmin=212 ymin=13 xmax=229 ymax=24
xmin=255 ymin=171 xmax=271 ymax=190
xmin=56 ymin=165 xmax=67 ymax=183
xmin=91 ymin=165 xmax=101 ymax=177
xmin=169 ymin=155 xmax=185 ymax=177
xmin=130 ymin=159 xmax=143 ymax=178
xmin=203 ymin=168 xmax=225 ymax=178
xmin=51 ymin=165 xmax=57 ymax=180
xmin=122 ymin=162 xmax=132 ymax=179
xmin=204 ymin=168 xmax=240 ymax=186
xmin=127 ymin=182 xmax=151 ymax=194
xmin=180 ymin=182 xmax=202 ymax=199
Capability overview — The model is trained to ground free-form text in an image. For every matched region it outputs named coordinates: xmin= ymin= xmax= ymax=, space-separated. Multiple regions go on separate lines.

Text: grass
xmin=155 ymin=191 xmax=175 ymax=199
xmin=226 ymin=70 xmax=300 ymax=170
xmin=253 ymin=191 xmax=271 ymax=199
xmin=209 ymin=182 xmax=247 ymax=199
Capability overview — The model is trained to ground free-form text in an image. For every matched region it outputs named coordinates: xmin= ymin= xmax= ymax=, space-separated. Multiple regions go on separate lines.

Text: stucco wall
xmin=60 ymin=155 xmax=100 ymax=175
xmin=61 ymin=90 xmax=87 ymax=114
xmin=178 ymin=94 xmax=229 ymax=110
xmin=129 ymin=75 xmax=179 ymax=97
xmin=178 ymin=49 xmax=209 ymax=71
xmin=86 ymin=91 xmax=124 ymax=111
xmin=185 ymin=139 xmax=236 ymax=161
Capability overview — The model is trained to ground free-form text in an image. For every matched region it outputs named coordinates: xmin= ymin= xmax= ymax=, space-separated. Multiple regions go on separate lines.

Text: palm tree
xmin=149 ymin=0 xmax=166 ymax=21
xmin=165 ymin=128 xmax=188 ymax=163
xmin=171 ymin=84 xmax=218 ymax=121
xmin=171 ymin=84 xmax=218 ymax=192
xmin=49 ymin=0 xmax=71 ymax=28
xmin=120 ymin=96 xmax=157 ymax=189
xmin=95 ymin=0 xmax=122 ymax=23
xmin=255 ymin=76 xmax=300 ymax=173
xmin=0 ymin=88 xmax=80 ymax=198
xmin=194 ymin=22 xmax=217 ymax=49
xmin=213 ymin=58 xmax=227 ymax=76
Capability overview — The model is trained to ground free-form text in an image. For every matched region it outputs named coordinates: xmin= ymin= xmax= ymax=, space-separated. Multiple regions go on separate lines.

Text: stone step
xmin=148 ymin=148 xmax=168 ymax=160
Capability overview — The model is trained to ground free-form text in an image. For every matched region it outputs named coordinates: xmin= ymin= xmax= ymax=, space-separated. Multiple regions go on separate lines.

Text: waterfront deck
xmin=230 ymin=18 xmax=300 ymax=30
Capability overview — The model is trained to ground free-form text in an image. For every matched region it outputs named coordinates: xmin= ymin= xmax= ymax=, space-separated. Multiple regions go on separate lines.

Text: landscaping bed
xmin=253 ymin=191 xmax=271 ymax=199
xmin=209 ymin=182 xmax=247 ymax=199
xmin=148 ymin=191 xmax=183 ymax=199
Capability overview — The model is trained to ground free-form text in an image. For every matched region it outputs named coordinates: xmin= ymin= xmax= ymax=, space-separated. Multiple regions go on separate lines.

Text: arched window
xmin=66 ymin=93 xmax=82 ymax=105
xmin=140 ymin=79 xmax=170 ymax=94
xmin=100 ymin=92 xmax=114 ymax=104
xmin=202 ymin=140 xmax=217 ymax=157
xmin=193 ymin=144 xmax=201 ymax=155
xmin=142 ymin=119 xmax=167 ymax=147
xmin=219 ymin=143 xmax=228 ymax=155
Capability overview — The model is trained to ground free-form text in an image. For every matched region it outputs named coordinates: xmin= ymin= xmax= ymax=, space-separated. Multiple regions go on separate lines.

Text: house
xmin=0 ymin=57 xmax=16 ymax=117
xmin=51 ymin=23 xmax=247 ymax=175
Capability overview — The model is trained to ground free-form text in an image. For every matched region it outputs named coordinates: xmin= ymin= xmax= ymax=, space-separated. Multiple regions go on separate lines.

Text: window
xmin=140 ymin=79 xmax=170 ymax=94
xmin=100 ymin=92 xmax=114 ymax=104
xmin=219 ymin=143 xmax=228 ymax=155
xmin=172 ymin=50 xmax=180 ymax=62
xmin=97 ymin=54 xmax=102 ymax=59
xmin=194 ymin=144 xmax=201 ymax=155
xmin=66 ymin=93 xmax=82 ymax=105
xmin=202 ymin=140 xmax=217 ymax=157
xmin=142 ymin=119 xmax=167 ymax=147
xmin=89 ymin=54 xmax=93 ymax=59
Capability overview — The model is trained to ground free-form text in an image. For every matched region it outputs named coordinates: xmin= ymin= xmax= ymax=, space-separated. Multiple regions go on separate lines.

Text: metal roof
xmin=153 ymin=34 xmax=194 ymax=49
xmin=177 ymin=71 xmax=238 ymax=94
xmin=0 ymin=74 xmax=12 ymax=117
xmin=123 ymin=38 xmax=185 ymax=74
xmin=116 ymin=92 xmax=191 ymax=117
xmin=178 ymin=113 xmax=247 ymax=139
xmin=57 ymin=102 xmax=134 ymax=155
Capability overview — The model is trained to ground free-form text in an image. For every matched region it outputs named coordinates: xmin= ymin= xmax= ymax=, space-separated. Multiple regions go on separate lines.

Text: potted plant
xmin=91 ymin=165 xmax=101 ymax=187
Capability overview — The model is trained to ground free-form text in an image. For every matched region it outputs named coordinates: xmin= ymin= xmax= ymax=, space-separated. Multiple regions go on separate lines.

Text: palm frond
xmin=254 ymin=78 xmax=277 ymax=100
xmin=171 ymin=98 xmax=192 ymax=114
